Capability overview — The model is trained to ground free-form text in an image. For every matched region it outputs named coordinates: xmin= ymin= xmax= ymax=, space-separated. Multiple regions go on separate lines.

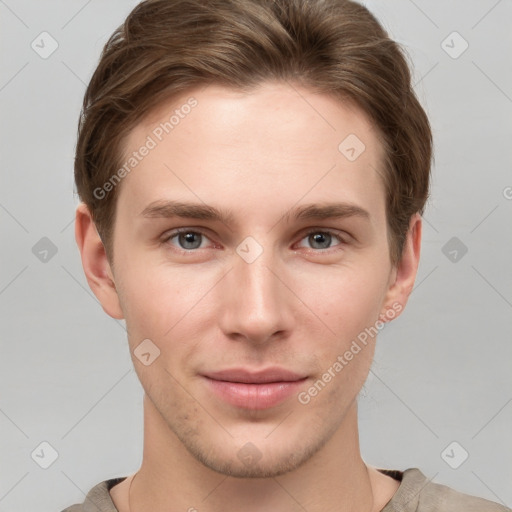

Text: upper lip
xmin=203 ymin=367 xmax=307 ymax=384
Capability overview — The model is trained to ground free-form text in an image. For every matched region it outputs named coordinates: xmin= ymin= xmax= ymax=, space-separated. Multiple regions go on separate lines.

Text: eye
xmin=161 ymin=228 xmax=347 ymax=253
xmin=297 ymin=230 xmax=344 ymax=250
xmin=164 ymin=229 xmax=210 ymax=250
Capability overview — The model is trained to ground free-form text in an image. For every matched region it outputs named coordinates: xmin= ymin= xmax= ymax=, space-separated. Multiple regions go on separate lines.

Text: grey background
xmin=1 ymin=1 xmax=511 ymax=511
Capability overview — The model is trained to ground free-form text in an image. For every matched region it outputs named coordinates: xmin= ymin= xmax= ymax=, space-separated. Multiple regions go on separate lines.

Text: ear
xmin=380 ymin=213 xmax=422 ymax=320
xmin=74 ymin=203 xmax=124 ymax=319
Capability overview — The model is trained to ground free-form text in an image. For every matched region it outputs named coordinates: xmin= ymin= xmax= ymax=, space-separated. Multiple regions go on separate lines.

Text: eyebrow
xmin=140 ymin=200 xmax=236 ymax=224
xmin=139 ymin=200 xmax=370 ymax=224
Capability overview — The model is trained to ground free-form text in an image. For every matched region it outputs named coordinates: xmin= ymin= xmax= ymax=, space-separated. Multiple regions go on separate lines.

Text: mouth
xmin=201 ymin=367 xmax=308 ymax=410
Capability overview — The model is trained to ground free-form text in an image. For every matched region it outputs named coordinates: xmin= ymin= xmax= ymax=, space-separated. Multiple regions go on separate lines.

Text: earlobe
xmin=74 ymin=203 xmax=124 ymax=319
xmin=381 ymin=213 xmax=422 ymax=320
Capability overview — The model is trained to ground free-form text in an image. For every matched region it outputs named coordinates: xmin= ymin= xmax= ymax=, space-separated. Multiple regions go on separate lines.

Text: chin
xmin=170 ymin=417 xmax=333 ymax=479
xmin=187 ymin=440 xmax=317 ymax=479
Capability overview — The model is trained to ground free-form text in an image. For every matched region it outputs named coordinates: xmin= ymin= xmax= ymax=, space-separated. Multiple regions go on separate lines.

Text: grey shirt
xmin=61 ymin=468 xmax=511 ymax=512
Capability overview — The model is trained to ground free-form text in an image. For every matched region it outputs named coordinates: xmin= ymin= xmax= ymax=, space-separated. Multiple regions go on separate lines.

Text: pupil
xmin=180 ymin=232 xmax=201 ymax=249
xmin=311 ymin=233 xmax=330 ymax=249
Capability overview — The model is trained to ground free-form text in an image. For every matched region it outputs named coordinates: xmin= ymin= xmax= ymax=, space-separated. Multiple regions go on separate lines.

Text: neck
xmin=124 ymin=395 xmax=386 ymax=512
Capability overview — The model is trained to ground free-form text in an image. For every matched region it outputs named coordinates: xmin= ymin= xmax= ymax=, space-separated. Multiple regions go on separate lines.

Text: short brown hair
xmin=74 ymin=0 xmax=432 ymax=264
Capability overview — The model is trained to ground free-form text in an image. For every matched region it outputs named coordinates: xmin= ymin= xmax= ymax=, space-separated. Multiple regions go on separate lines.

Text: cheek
xmin=296 ymin=263 xmax=390 ymax=339
xmin=115 ymin=261 xmax=220 ymax=360
xmin=289 ymin=263 xmax=389 ymax=392
xmin=118 ymin=260 xmax=183 ymax=320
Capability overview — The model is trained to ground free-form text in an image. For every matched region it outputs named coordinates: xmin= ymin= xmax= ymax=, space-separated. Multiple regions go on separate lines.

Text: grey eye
xmin=308 ymin=232 xmax=332 ymax=249
xmin=177 ymin=232 xmax=203 ymax=250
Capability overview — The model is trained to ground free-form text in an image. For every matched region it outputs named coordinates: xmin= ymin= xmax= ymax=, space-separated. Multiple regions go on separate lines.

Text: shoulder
xmin=382 ymin=468 xmax=511 ymax=512
xmin=60 ymin=476 xmax=127 ymax=512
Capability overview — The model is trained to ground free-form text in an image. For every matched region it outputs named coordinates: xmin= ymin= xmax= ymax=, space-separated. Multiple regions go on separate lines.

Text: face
xmin=88 ymin=82 xmax=416 ymax=477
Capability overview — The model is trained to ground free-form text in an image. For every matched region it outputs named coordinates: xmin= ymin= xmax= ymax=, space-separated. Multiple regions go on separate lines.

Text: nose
xmin=217 ymin=242 xmax=296 ymax=344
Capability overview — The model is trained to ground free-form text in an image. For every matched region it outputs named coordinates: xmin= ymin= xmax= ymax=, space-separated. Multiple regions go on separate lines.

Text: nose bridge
xmin=219 ymin=239 xmax=293 ymax=342
xmin=238 ymin=249 xmax=275 ymax=307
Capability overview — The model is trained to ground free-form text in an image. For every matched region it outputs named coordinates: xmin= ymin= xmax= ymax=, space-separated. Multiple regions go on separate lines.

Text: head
xmin=75 ymin=0 xmax=431 ymax=477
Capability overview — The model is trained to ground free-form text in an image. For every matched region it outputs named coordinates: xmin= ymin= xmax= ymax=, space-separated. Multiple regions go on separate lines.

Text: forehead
xmin=117 ymin=82 xmax=386 ymax=222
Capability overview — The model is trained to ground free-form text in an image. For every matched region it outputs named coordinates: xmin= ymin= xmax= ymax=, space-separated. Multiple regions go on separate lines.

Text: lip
xmin=203 ymin=367 xmax=306 ymax=384
xmin=202 ymin=367 xmax=308 ymax=410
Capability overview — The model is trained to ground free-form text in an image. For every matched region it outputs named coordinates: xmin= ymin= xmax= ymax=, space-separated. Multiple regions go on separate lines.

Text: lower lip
xmin=203 ymin=377 xmax=307 ymax=410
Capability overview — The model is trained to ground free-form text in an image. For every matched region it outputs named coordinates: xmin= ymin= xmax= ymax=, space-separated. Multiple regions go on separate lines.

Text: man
xmin=63 ymin=0 xmax=510 ymax=510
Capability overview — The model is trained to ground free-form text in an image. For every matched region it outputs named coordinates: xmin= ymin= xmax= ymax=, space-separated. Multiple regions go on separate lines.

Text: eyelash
xmin=161 ymin=227 xmax=348 ymax=253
